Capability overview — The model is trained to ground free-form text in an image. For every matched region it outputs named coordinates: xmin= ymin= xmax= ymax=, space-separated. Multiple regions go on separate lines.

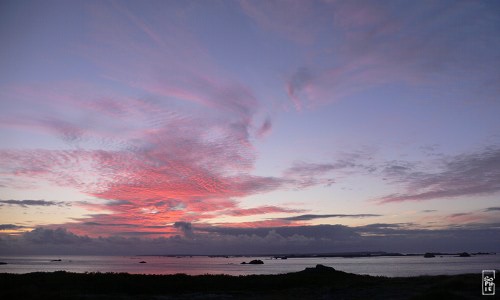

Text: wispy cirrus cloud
xmin=282 ymin=157 xmax=373 ymax=188
xmin=239 ymin=0 xmax=326 ymax=44
xmin=87 ymin=1 xmax=262 ymax=131
xmin=278 ymin=146 xmax=500 ymax=206
xmin=278 ymin=1 xmax=500 ymax=110
xmin=283 ymin=162 xmax=337 ymax=188
xmin=376 ymin=146 xmax=500 ymax=203
xmin=444 ymin=212 xmax=485 ymax=223
xmin=0 ymin=83 xmax=317 ymax=236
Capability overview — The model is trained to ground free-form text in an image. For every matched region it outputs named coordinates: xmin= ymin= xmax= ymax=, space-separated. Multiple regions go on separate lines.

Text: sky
xmin=1 ymin=0 xmax=500 ymax=255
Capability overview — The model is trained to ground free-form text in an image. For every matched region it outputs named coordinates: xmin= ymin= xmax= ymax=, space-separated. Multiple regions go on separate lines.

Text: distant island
xmin=146 ymin=251 xmax=496 ymax=258
xmin=0 ymin=264 xmax=485 ymax=299
xmin=241 ymin=259 xmax=264 ymax=264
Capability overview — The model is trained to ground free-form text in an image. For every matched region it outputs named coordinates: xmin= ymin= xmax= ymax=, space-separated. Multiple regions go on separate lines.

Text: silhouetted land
xmin=0 ymin=265 xmax=487 ymax=299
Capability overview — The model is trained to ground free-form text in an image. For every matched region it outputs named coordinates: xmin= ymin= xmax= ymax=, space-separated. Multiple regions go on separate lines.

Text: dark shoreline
xmin=0 ymin=264 xmax=487 ymax=299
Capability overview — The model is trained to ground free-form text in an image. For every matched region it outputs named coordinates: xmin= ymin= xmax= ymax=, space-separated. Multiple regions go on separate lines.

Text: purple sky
xmin=1 ymin=0 xmax=500 ymax=255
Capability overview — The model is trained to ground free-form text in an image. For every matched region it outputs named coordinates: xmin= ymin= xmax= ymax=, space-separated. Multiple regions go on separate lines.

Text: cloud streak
xmin=485 ymin=207 xmax=500 ymax=212
xmin=0 ymin=199 xmax=68 ymax=207
xmin=0 ymin=224 xmax=25 ymax=230
xmin=279 ymin=214 xmax=381 ymax=221
xmin=240 ymin=0 xmax=325 ymax=44
xmin=377 ymin=146 xmax=500 ymax=203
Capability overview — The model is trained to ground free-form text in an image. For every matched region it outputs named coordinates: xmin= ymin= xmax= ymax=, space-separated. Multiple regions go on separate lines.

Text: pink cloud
xmin=0 ymin=132 xmax=299 ymax=236
xmin=445 ymin=213 xmax=485 ymax=224
xmin=0 ymin=126 xmax=318 ymax=235
xmin=0 ymin=1 xmax=395 ymax=237
xmin=61 ymin=202 xmax=304 ymax=237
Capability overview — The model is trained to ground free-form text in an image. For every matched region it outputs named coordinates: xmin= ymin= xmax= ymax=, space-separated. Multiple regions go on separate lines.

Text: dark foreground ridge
xmin=0 ymin=265 xmax=486 ymax=299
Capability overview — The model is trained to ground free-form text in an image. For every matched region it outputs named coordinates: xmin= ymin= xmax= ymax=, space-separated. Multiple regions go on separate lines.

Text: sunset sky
xmin=1 ymin=0 xmax=500 ymax=255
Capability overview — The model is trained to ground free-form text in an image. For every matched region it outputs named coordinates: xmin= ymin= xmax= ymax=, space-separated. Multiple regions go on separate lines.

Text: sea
xmin=0 ymin=254 xmax=498 ymax=277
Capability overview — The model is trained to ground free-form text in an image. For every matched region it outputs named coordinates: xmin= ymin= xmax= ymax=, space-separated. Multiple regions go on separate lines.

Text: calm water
xmin=0 ymin=255 xmax=498 ymax=277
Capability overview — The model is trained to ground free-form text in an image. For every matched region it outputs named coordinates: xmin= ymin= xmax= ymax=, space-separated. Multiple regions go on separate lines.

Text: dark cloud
xmin=256 ymin=117 xmax=272 ymax=138
xmin=355 ymin=224 xmax=500 ymax=253
xmin=174 ymin=221 xmax=193 ymax=237
xmin=485 ymin=207 xmax=500 ymax=212
xmin=285 ymin=158 xmax=370 ymax=178
xmin=144 ymin=225 xmax=170 ymax=229
xmin=355 ymin=223 xmax=417 ymax=235
xmin=283 ymin=161 xmax=354 ymax=188
xmin=41 ymin=118 xmax=84 ymax=143
xmin=113 ymin=231 xmax=169 ymax=236
xmin=174 ymin=222 xmax=192 ymax=230
xmin=154 ymin=199 xmax=186 ymax=211
xmin=381 ymin=161 xmax=417 ymax=178
xmin=446 ymin=222 xmax=500 ymax=230
xmin=280 ymin=214 xmax=381 ymax=221
xmin=356 ymin=223 xmax=412 ymax=229
xmin=450 ymin=213 xmax=469 ymax=218
xmin=286 ymin=67 xmax=315 ymax=110
xmin=0 ymin=199 xmax=68 ymax=207
xmin=421 ymin=210 xmax=437 ymax=213
xmin=0 ymin=224 xmax=24 ymax=230
xmin=378 ymin=147 xmax=500 ymax=203
xmin=229 ymin=175 xmax=289 ymax=195
xmin=23 ymin=228 xmax=91 ymax=244
xmin=196 ymin=224 xmax=358 ymax=240
xmin=285 ymin=162 xmax=338 ymax=177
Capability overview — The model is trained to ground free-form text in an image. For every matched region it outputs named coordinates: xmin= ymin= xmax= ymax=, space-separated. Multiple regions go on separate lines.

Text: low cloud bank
xmin=1 ymin=223 xmax=498 ymax=255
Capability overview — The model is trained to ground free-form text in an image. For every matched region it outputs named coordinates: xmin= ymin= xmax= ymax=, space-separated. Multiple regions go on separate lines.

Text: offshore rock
xmin=241 ymin=259 xmax=264 ymax=264
xmin=248 ymin=260 xmax=264 ymax=264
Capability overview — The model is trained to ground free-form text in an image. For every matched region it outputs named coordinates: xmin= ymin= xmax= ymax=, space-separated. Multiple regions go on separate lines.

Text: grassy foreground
xmin=0 ymin=264 xmax=485 ymax=299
